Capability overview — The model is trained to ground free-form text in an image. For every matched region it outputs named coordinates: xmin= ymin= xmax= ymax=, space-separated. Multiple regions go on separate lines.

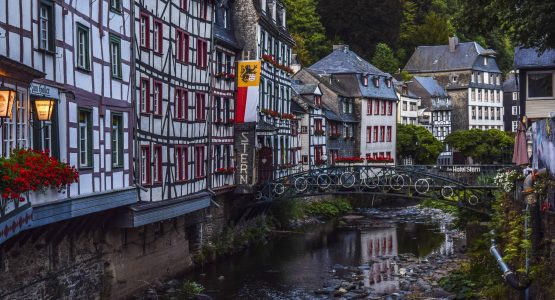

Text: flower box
xmin=214 ymin=167 xmax=235 ymax=175
xmin=335 ymin=157 xmax=365 ymax=163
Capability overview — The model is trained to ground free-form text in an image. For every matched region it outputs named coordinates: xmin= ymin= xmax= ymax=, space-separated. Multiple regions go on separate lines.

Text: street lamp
xmin=0 ymin=81 xmax=16 ymax=124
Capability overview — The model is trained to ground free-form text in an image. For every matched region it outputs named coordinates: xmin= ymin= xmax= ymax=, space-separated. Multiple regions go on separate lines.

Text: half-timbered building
xmin=211 ymin=0 xmax=240 ymax=193
xmin=291 ymin=82 xmax=327 ymax=170
xmin=130 ymin=0 xmax=214 ymax=226
xmin=0 ymin=0 xmax=135 ymax=232
xmin=233 ymin=0 xmax=295 ymax=181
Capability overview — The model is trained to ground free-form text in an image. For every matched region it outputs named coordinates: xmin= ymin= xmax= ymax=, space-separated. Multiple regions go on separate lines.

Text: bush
xmin=181 ymin=281 xmax=204 ymax=298
xmin=303 ymin=198 xmax=352 ymax=218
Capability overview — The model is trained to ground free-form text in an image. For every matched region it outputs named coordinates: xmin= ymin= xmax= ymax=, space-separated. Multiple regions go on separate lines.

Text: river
xmin=182 ymin=207 xmax=462 ymax=300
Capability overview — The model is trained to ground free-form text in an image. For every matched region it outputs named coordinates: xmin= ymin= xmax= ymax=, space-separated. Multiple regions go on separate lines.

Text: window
xmin=195 ymin=146 xmax=205 ymax=178
xmin=180 ymin=0 xmax=188 ymax=10
xmin=512 ymin=92 xmax=518 ymax=101
xmin=153 ymin=145 xmax=162 ymax=184
xmin=301 ymin=126 xmax=308 ymax=134
xmin=373 ymin=127 xmax=378 ymax=142
xmin=374 ymin=100 xmax=379 ymax=115
xmin=223 ymin=8 xmax=230 ymax=29
xmin=528 ymin=72 xmax=553 ymax=98
xmin=366 ymin=126 xmax=372 ymax=143
xmin=314 ymin=118 xmax=323 ymax=132
xmin=175 ymin=146 xmax=188 ymax=181
xmin=367 ymin=100 xmax=373 ymax=115
xmin=380 ymin=126 xmax=385 ymax=142
xmin=381 ymin=101 xmax=386 ymax=115
xmin=195 ymin=93 xmax=206 ymax=120
xmin=140 ymin=78 xmax=150 ymax=113
xmin=373 ymin=77 xmax=379 ymax=87
xmin=291 ymin=120 xmax=298 ymax=135
xmin=153 ymin=20 xmax=163 ymax=54
xmin=315 ymin=95 xmax=322 ymax=107
xmin=109 ymin=34 xmax=122 ymax=78
xmin=176 ymin=30 xmax=189 ymax=63
xmin=76 ymin=23 xmax=90 ymax=70
xmin=512 ymin=106 xmax=519 ymax=116
xmin=110 ymin=0 xmax=122 ymax=12
xmin=175 ymin=88 xmax=188 ymax=120
xmin=199 ymin=0 xmax=208 ymax=19
xmin=140 ymin=13 xmax=150 ymax=48
xmin=153 ymin=81 xmax=162 ymax=115
xmin=39 ymin=1 xmax=54 ymax=51
xmin=112 ymin=114 xmax=123 ymax=167
xmin=302 ymin=155 xmax=308 ymax=164
xmin=197 ymin=39 xmax=208 ymax=68
xmin=497 ymin=107 xmax=501 ymax=120
xmin=478 ymin=107 xmax=482 ymax=120
xmin=362 ymin=75 xmax=368 ymax=86
xmin=386 ymin=126 xmax=392 ymax=142
xmin=140 ymin=146 xmax=151 ymax=185
xmin=512 ymin=121 xmax=518 ymax=132
xmin=387 ymin=101 xmax=392 ymax=115
xmin=79 ymin=110 xmax=92 ymax=168
xmin=386 ymin=79 xmax=391 ymax=88
xmin=484 ymin=56 xmax=488 ymax=65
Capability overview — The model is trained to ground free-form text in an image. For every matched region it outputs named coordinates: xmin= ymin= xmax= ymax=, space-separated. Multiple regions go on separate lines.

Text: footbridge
xmin=255 ymin=165 xmax=510 ymax=214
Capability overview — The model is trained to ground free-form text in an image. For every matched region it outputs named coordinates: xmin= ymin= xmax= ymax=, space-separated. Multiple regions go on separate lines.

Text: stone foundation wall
xmin=0 ymin=194 xmax=234 ymax=299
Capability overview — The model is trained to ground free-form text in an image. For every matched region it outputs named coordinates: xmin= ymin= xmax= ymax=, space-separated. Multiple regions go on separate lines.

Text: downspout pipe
xmin=490 ymin=231 xmax=531 ymax=290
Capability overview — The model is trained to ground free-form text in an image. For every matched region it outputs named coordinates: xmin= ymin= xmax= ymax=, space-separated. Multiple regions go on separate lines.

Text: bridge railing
xmin=397 ymin=164 xmax=515 ymax=186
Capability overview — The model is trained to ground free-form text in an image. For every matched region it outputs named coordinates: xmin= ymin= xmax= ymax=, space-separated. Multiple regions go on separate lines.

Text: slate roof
xmin=291 ymin=100 xmax=306 ymax=114
xmin=291 ymin=83 xmax=319 ymax=95
xmin=214 ymin=0 xmax=241 ymax=50
xmin=514 ymin=47 xmax=555 ymax=69
xmin=394 ymin=81 xmax=420 ymax=99
xmin=404 ymin=42 xmax=501 ymax=73
xmin=413 ymin=76 xmax=449 ymax=98
xmin=324 ymin=107 xmax=342 ymax=121
xmin=256 ymin=120 xmax=277 ymax=132
xmin=503 ymin=75 xmax=518 ymax=93
xmin=309 ymin=46 xmax=386 ymax=75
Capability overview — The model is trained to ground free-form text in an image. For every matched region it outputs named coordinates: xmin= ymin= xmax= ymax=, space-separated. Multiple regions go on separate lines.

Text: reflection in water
xmin=186 ymin=216 xmax=453 ymax=299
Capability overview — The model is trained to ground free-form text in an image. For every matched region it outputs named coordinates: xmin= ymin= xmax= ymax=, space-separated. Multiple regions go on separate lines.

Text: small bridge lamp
xmin=33 ymin=98 xmax=55 ymax=122
xmin=0 ymin=81 xmax=16 ymax=127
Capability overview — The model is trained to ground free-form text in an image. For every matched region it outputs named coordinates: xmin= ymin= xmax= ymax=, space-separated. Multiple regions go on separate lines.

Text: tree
xmin=456 ymin=0 xmax=555 ymax=52
xmin=371 ymin=43 xmax=400 ymax=74
xmin=444 ymin=129 xmax=514 ymax=164
xmin=317 ymin=0 xmax=404 ymax=60
xmin=411 ymin=12 xmax=454 ymax=46
xmin=283 ymin=0 xmax=330 ymax=65
xmin=397 ymin=124 xmax=443 ymax=164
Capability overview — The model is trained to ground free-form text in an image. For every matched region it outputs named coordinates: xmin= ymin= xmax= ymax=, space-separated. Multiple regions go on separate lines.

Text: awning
xmin=112 ymin=192 xmax=211 ymax=228
xmin=256 ymin=120 xmax=278 ymax=136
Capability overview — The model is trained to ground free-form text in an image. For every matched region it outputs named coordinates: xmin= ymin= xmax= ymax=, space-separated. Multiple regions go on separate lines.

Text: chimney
xmin=448 ymin=36 xmax=459 ymax=52
xmin=333 ymin=44 xmax=349 ymax=52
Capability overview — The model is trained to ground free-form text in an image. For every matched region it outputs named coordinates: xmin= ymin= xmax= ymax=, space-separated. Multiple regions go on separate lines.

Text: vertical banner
xmin=236 ymin=61 xmax=261 ymax=123
xmin=234 ymin=123 xmax=256 ymax=193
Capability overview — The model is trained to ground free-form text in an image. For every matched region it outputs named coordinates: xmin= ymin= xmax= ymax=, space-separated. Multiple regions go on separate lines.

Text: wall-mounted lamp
xmin=0 ymin=81 xmax=16 ymax=127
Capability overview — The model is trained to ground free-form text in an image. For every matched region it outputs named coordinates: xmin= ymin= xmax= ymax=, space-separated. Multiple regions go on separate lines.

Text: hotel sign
xmin=234 ymin=123 xmax=256 ymax=194
xmin=30 ymin=83 xmax=59 ymax=99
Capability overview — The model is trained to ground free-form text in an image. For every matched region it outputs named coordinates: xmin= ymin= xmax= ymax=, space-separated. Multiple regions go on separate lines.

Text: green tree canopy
xmin=283 ymin=0 xmax=330 ymax=66
xmin=371 ymin=43 xmax=400 ymax=74
xmin=444 ymin=129 xmax=514 ymax=164
xmin=397 ymin=124 xmax=443 ymax=164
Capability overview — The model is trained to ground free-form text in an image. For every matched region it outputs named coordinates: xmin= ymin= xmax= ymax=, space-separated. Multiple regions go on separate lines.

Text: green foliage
xmin=419 ymin=198 xmax=459 ymax=215
xmin=455 ymin=0 xmax=555 ymax=52
xmin=397 ymin=124 xmax=443 ymax=164
xmin=303 ymin=198 xmax=352 ymax=218
xmin=438 ymin=266 xmax=477 ymax=299
xmin=283 ymin=0 xmax=330 ymax=65
xmin=269 ymin=199 xmax=305 ymax=227
xmin=444 ymin=129 xmax=514 ymax=164
xmin=371 ymin=43 xmax=400 ymax=74
xmin=410 ymin=12 xmax=454 ymax=46
xmin=181 ymin=281 xmax=205 ymax=298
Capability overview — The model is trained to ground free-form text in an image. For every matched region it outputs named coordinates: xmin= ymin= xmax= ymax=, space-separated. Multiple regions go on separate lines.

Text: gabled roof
xmin=291 ymin=83 xmax=319 ymax=95
xmin=394 ymin=81 xmax=420 ymax=99
xmin=412 ymin=76 xmax=449 ymax=98
xmin=514 ymin=47 xmax=555 ymax=69
xmin=291 ymin=100 xmax=307 ymax=114
xmin=404 ymin=41 xmax=501 ymax=73
xmin=309 ymin=45 xmax=386 ymax=75
xmin=214 ymin=0 xmax=241 ymax=50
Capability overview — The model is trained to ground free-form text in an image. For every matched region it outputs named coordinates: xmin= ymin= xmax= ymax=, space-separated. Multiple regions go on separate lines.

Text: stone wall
xmin=0 ymin=194 xmax=234 ymax=299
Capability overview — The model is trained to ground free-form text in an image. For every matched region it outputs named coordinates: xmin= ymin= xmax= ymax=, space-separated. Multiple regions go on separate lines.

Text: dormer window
xmin=223 ymin=8 xmax=229 ymax=29
xmin=386 ymin=79 xmax=391 ymax=88
xmin=373 ymin=77 xmax=379 ymax=88
xmin=402 ymin=87 xmax=408 ymax=96
xmin=362 ymin=75 xmax=368 ymax=86
xmin=483 ymin=56 xmax=488 ymax=65
xmin=315 ymin=95 xmax=322 ymax=107
xmin=451 ymin=75 xmax=458 ymax=83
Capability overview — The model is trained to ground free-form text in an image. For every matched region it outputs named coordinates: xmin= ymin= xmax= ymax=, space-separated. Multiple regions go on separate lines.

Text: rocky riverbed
xmin=309 ymin=207 xmax=466 ymax=300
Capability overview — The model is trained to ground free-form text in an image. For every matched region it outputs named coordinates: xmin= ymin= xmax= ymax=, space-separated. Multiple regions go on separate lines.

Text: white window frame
xmin=527 ymin=71 xmax=555 ymax=100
